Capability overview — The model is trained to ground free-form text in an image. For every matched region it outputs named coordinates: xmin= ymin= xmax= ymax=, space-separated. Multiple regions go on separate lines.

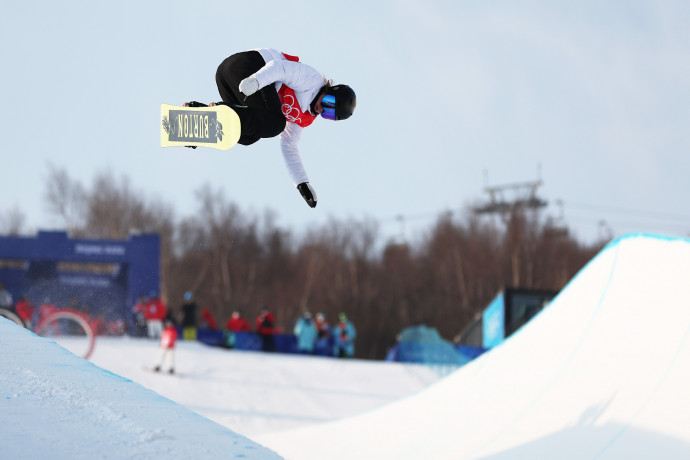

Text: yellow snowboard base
xmin=160 ymin=104 xmax=241 ymax=150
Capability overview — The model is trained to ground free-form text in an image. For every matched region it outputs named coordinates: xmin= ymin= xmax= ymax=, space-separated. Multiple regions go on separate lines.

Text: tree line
xmin=3 ymin=167 xmax=604 ymax=359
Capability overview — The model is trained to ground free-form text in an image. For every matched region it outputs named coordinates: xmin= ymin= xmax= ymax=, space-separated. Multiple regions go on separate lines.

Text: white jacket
xmin=252 ymin=48 xmax=325 ymax=185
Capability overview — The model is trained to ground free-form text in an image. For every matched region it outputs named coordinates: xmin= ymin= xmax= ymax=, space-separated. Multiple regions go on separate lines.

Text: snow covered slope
xmin=259 ymin=234 xmax=690 ymax=459
xmin=0 ymin=309 xmax=438 ymax=459
xmin=88 ymin=337 xmax=439 ymax=437
xmin=0 ymin=321 xmax=282 ymax=460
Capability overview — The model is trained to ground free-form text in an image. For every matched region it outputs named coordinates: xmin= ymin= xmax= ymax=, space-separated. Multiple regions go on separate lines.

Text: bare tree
xmin=44 ymin=164 xmax=86 ymax=233
xmin=0 ymin=206 xmax=27 ymax=235
xmin=40 ymin=169 xmax=604 ymax=359
xmin=43 ymin=167 xmax=175 ymax=299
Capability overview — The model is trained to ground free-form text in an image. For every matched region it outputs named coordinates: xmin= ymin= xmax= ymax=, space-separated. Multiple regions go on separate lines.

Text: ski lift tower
xmin=473 ymin=179 xmax=548 ymax=216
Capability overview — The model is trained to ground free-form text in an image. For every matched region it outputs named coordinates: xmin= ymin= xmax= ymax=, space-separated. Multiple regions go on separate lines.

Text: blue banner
xmin=483 ymin=293 xmax=505 ymax=348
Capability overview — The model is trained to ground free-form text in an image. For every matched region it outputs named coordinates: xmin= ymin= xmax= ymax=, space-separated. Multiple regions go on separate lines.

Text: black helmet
xmin=320 ymin=84 xmax=356 ymax=120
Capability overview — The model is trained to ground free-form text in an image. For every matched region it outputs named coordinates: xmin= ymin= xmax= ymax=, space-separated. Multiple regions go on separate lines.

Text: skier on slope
xmin=153 ymin=319 xmax=178 ymax=375
xmin=185 ymin=48 xmax=357 ymax=208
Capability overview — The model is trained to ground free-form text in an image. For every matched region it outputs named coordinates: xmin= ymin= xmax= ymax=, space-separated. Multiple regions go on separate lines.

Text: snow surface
xmin=0 ymin=317 xmax=438 ymax=459
xmin=259 ymin=234 xmax=690 ymax=459
xmin=88 ymin=338 xmax=440 ymax=438
xmin=0 ymin=323 xmax=280 ymax=459
xmin=3 ymin=234 xmax=690 ymax=459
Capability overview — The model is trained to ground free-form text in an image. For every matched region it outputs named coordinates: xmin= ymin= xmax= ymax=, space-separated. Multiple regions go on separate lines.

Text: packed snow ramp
xmin=260 ymin=234 xmax=690 ymax=459
xmin=0 ymin=320 xmax=283 ymax=460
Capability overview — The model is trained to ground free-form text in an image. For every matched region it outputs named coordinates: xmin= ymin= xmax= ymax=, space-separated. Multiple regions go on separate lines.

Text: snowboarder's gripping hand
xmin=239 ymin=77 xmax=259 ymax=97
xmin=297 ymin=182 xmax=317 ymax=208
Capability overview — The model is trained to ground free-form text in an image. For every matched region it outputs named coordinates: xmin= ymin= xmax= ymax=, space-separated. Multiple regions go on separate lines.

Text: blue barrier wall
xmin=195 ymin=329 xmax=301 ymax=354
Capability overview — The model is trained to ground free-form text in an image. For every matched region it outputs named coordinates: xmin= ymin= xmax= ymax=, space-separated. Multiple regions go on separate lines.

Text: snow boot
xmin=183 ymin=101 xmax=208 ymax=107
xmin=181 ymin=101 xmax=209 ymax=148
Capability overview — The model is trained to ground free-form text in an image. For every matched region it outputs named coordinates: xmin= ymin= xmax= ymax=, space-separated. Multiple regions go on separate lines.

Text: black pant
xmin=216 ymin=51 xmax=286 ymax=146
xmin=260 ymin=333 xmax=276 ymax=352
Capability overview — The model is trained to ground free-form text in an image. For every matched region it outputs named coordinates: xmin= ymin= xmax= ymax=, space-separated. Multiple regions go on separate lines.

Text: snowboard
xmin=160 ymin=103 xmax=241 ymax=150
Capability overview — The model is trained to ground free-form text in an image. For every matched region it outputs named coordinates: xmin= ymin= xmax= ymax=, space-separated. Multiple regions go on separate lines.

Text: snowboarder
xmin=153 ymin=319 xmax=178 ymax=375
xmin=186 ymin=48 xmax=357 ymax=208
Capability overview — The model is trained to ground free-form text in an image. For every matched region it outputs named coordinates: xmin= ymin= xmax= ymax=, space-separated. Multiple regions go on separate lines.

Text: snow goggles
xmin=321 ymin=94 xmax=337 ymax=120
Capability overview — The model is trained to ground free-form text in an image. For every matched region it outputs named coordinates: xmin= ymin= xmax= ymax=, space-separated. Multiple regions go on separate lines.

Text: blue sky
xmin=2 ymin=0 xmax=689 ymax=244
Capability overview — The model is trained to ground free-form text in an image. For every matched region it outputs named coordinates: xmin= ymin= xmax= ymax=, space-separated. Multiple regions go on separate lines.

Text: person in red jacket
xmin=144 ymin=291 xmax=167 ymax=339
xmin=220 ymin=310 xmax=252 ymax=350
xmin=256 ymin=307 xmax=277 ymax=352
xmin=200 ymin=307 xmax=217 ymax=330
xmin=153 ymin=320 xmax=178 ymax=375
xmin=14 ymin=296 xmax=34 ymax=329
xmin=226 ymin=310 xmax=252 ymax=332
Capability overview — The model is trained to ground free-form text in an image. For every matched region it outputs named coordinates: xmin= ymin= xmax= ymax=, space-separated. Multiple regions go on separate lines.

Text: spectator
xmin=0 ymin=283 xmax=13 ymax=310
xmin=256 ymin=307 xmax=277 ymax=352
xmin=15 ymin=296 xmax=34 ymax=329
xmin=153 ymin=319 xmax=178 ymax=375
xmin=145 ymin=291 xmax=167 ymax=339
xmin=221 ymin=310 xmax=252 ymax=350
xmin=293 ymin=310 xmax=317 ymax=354
xmin=220 ymin=329 xmax=236 ymax=349
xmin=180 ymin=291 xmax=198 ymax=341
xmin=132 ymin=294 xmax=148 ymax=337
xmin=200 ymin=307 xmax=217 ymax=330
xmin=226 ymin=310 xmax=252 ymax=332
xmin=314 ymin=312 xmax=331 ymax=356
xmin=333 ymin=312 xmax=356 ymax=358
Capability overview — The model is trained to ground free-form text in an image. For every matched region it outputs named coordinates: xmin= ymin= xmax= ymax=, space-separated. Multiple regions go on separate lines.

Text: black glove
xmin=297 ymin=182 xmax=317 ymax=208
